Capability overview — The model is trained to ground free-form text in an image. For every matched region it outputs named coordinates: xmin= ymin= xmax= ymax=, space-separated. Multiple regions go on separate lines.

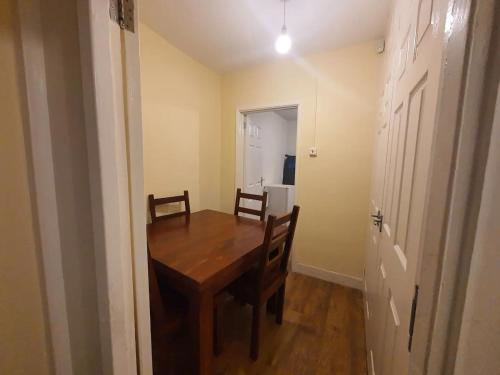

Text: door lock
xmin=371 ymin=210 xmax=383 ymax=232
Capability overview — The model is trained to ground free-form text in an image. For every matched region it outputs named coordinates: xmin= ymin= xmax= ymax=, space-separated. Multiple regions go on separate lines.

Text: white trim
xmin=123 ymin=11 xmax=154 ymax=375
xmin=235 ymin=110 xmax=245 ymax=194
xmin=80 ymin=1 xmax=138 ymax=373
xmin=17 ymin=1 xmax=73 ymax=373
xmin=293 ymin=263 xmax=364 ymax=290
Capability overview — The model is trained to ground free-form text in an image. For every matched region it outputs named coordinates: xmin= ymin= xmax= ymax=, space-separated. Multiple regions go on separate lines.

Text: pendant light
xmin=275 ymin=0 xmax=292 ymax=54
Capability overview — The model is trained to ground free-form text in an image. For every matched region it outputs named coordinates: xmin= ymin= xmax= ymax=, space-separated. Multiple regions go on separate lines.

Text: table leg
xmin=189 ymin=291 xmax=214 ymax=375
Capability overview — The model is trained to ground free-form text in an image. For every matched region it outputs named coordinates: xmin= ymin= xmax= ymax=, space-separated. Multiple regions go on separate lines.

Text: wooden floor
xmin=158 ymin=273 xmax=367 ymax=375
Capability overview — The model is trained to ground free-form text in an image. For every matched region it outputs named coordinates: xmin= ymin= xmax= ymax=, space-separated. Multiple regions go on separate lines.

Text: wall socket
xmin=309 ymin=147 xmax=318 ymax=157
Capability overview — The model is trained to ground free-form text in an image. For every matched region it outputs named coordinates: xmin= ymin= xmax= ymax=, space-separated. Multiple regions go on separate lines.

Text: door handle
xmin=371 ymin=210 xmax=383 ymax=232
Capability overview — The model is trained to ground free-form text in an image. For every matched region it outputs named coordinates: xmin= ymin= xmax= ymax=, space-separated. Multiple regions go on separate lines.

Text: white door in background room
xmin=243 ymin=114 xmax=264 ymax=211
xmin=364 ymin=0 xmax=451 ymax=374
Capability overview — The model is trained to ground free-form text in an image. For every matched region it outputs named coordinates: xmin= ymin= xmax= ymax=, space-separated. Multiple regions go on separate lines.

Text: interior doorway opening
xmin=236 ymin=106 xmax=298 ymax=218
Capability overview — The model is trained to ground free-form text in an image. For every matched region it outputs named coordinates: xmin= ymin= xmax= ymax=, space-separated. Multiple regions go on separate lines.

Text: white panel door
xmin=365 ymin=0 xmax=451 ymax=374
xmin=243 ymin=115 xmax=264 ymax=211
xmin=365 ymin=74 xmax=393 ymax=375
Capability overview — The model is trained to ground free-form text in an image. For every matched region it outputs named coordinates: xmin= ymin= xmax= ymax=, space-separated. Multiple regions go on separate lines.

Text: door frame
xmin=78 ymin=0 xmax=152 ymax=374
xmin=235 ymin=102 xmax=301 ymax=268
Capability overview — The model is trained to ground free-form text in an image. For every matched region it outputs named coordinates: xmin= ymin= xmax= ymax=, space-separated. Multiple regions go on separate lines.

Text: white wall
xmin=286 ymin=119 xmax=297 ymax=155
xmin=247 ymin=111 xmax=296 ymax=185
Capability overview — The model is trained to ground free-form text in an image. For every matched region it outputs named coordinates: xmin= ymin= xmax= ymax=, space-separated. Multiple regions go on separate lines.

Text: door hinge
xmin=408 ymin=284 xmax=419 ymax=352
xmin=110 ymin=0 xmax=135 ymax=32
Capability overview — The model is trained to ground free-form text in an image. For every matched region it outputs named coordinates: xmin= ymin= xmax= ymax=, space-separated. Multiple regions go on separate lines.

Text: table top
xmin=147 ymin=210 xmax=267 ymax=291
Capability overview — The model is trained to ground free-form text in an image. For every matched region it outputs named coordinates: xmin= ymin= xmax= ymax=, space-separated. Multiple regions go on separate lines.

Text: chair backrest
xmin=234 ymin=188 xmax=268 ymax=221
xmin=147 ymin=247 xmax=168 ymax=332
xmin=257 ymin=205 xmax=300 ymax=288
xmin=148 ymin=190 xmax=190 ymax=223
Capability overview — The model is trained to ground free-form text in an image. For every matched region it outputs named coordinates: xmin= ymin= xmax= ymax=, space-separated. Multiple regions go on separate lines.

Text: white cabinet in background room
xmin=264 ymin=184 xmax=295 ymax=217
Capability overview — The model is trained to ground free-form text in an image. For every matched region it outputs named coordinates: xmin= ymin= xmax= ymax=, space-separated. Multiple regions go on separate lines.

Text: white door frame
xmin=79 ymin=0 xmax=151 ymax=374
xmin=235 ymin=102 xmax=300 ymax=269
xmin=77 ymin=1 xmax=143 ymax=373
xmin=235 ymin=103 xmax=300 ymax=190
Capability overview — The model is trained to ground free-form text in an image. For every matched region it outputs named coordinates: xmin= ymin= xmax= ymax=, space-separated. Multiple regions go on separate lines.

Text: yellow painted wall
xmin=0 ymin=1 xmax=52 ymax=374
xmin=140 ymin=24 xmax=221 ymax=214
xmin=221 ymin=42 xmax=382 ymax=279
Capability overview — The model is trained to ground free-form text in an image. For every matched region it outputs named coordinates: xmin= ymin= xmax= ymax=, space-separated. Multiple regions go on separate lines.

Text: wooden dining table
xmin=147 ymin=209 xmax=268 ymax=375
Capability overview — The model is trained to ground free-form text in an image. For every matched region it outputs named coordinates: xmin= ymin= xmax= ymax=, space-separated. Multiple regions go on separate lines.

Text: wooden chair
xmin=227 ymin=205 xmax=300 ymax=360
xmin=234 ymin=188 xmax=268 ymax=221
xmin=148 ymin=190 xmax=190 ymax=223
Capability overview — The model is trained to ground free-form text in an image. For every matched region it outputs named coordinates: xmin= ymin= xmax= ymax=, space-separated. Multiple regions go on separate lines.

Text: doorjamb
xmin=121 ymin=18 xmax=154 ymax=375
xmin=78 ymin=0 xmax=151 ymax=374
xmin=234 ymin=102 xmax=301 ymax=269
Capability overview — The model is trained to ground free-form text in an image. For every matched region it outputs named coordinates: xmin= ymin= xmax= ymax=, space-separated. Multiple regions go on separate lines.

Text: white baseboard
xmin=293 ymin=263 xmax=364 ymax=290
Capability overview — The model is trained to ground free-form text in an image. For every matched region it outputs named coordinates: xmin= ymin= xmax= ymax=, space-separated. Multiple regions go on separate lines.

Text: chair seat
xmin=228 ymin=266 xmax=288 ymax=305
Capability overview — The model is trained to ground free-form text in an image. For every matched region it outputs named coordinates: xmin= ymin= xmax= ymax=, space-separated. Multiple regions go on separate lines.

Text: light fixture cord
xmin=283 ymin=0 xmax=287 ymax=29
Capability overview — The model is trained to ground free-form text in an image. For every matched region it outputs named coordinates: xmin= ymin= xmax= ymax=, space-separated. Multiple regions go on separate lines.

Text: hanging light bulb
xmin=275 ymin=0 xmax=292 ymax=54
xmin=275 ymin=26 xmax=292 ymax=54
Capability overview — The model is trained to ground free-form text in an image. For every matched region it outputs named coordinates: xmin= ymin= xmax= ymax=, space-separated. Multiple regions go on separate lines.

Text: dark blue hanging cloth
xmin=282 ymin=155 xmax=296 ymax=185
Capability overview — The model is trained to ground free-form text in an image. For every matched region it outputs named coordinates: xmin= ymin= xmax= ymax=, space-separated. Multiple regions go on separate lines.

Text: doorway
xmin=236 ymin=106 xmax=298 ymax=218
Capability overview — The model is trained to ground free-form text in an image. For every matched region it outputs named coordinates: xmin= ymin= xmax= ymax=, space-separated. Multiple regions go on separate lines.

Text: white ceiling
xmin=140 ymin=0 xmax=391 ymax=72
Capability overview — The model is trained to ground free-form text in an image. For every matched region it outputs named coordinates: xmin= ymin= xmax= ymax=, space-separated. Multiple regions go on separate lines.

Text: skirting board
xmin=293 ymin=263 xmax=364 ymax=290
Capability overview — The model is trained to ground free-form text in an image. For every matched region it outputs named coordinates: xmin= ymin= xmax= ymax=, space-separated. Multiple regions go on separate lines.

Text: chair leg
xmin=250 ymin=304 xmax=265 ymax=361
xmin=276 ymin=283 xmax=286 ymax=325
xmin=266 ymin=293 xmax=277 ymax=314
xmin=214 ymin=305 xmax=223 ymax=356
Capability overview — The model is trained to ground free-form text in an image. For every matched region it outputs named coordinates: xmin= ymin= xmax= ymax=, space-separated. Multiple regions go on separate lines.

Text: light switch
xmin=309 ymin=147 xmax=318 ymax=157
